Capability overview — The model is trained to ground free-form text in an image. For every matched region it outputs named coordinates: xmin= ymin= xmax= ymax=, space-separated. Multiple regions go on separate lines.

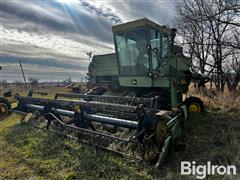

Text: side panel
xmin=94 ymin=54 xmax=118 ymax=76
xmin=152 ymin=78 xmax=170 ymax=87
xmin=89 ymin=54 xmax=119 ymax=85
xmin=119 ymin=76 xmax=152 ymax=87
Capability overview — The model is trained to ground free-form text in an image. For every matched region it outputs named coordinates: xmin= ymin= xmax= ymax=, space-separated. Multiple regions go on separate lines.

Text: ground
xmin=1 ymin=86 xmax=240 ymax=179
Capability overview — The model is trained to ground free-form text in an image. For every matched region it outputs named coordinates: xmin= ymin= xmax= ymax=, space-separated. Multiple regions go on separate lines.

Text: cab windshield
xmin=115 ymin=28 xmax=170 ymax=76
xmin=115 ymin=29 xmax=149 ymax=76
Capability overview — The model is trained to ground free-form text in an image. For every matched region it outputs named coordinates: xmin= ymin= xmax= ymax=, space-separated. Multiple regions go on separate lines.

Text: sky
xmin=0 ymin=0 xmax=176 ymax=82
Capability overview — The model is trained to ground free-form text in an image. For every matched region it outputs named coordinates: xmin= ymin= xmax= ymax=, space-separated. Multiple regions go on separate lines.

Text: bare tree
xmin=176 ymin=0 xmax=213 ymax=74
xmin=28 ymin=77 xmax=39 ymax=88
xmin=1 ymin=80 xmax=8 ymax=89
xmin=205 ymin=0 xmax=239 ymax=90
xmin=224 ymin=51 xmax=240 ymax=91
xmin=176 ymin=0 xmax=240 ymax=91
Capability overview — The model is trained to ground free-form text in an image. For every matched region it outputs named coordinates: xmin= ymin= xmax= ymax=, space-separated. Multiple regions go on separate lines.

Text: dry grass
xmin=1 ymin=85 xmax=240 ymax=179
xmin=187 ymin=84 xmax=240 ymax=112
xmin=0 ymin=114 xmax=152 ymax=179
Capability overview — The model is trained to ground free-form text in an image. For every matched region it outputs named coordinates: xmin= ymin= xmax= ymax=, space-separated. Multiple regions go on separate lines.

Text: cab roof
xmin=112 ymin=18 xmax=172 ymax=35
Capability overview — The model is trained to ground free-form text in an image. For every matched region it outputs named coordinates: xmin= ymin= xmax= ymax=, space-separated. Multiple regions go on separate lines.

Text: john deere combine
xmin=0 ymin=18 xmax=206 ymax=166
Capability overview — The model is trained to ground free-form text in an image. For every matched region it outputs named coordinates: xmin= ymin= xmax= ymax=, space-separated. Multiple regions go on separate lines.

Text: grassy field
xmin=1 ymin=87 xmax=240 ymax=179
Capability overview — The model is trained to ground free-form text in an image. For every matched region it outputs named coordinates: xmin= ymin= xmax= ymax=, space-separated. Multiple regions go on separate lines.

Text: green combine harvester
xmin=0 ymin=18 xmax=207 ymax=167
xmin=88 ymin=18 xmax=204 ymax=112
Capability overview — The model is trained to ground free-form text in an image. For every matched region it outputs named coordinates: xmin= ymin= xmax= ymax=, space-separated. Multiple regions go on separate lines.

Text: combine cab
xmin=4 ymin=18 xmax=207 ymax=167
xmin=88 ymin=18 xmax=202 ymax=112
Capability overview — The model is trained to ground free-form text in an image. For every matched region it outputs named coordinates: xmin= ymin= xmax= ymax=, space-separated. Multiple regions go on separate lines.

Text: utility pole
xmin=0 ymin=66 xmax=2 ymax=94
xmin=19 ymin=60 xmax=28 ymax=90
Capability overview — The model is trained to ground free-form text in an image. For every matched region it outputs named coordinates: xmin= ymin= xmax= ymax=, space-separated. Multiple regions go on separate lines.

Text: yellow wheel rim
xmin=0 ymin=103 xmax=8 ymax=118
xmin=188 ymin=103 xmax=201 ymax=112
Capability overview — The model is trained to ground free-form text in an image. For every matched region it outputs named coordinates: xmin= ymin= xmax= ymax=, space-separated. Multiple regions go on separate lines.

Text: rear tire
xmin=0 ymin=97 xmax=11 ymax=120
xmin=184 ymin=96 xmax=204 ymax=113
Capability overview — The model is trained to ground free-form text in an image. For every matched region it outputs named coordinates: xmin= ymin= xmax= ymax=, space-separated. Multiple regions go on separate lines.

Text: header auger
xmin=15 ymin=92 xmax=185 ymax=166
xmin=0 ymin=18 xmax=208 ymax=167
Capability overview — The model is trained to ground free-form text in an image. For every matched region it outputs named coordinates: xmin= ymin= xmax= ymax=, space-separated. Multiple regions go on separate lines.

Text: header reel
xmin=16 ymin=92 xmax=185 ymax=166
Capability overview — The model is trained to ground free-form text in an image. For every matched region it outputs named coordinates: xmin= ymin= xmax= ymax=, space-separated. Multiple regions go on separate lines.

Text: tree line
xmin=176 ymin=0 xmax=240 ymax=91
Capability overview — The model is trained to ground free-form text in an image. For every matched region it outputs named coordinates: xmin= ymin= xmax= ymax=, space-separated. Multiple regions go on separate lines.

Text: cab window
xmin=149 ymin=29 xmax=170 ymax=70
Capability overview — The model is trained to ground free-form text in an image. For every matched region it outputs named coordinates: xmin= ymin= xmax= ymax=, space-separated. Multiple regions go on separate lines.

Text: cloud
xmin=91 ymin=0 xmax=176 ymax=25
xmin=1 ymin=55 xmax=86 ymax=70
xmin=79 ymin=1 xmax=122 ymax=23
xmin=1 ymin=1 xmax=76 ymax=32
xmin=1 ymin=0 xmax=119 ymax=42
xmin=2 ymin=62 xmax=85 ymax=82
xmin=2 ymin=27 xmax=113 ymax=62
xmin=0 ymin=0 xmax=176 ymax=82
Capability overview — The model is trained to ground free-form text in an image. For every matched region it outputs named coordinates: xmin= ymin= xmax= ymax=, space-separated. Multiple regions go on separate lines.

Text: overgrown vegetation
xmin=0 ymin=114 xmax=152 ymax=179
xmin=1 ymin=90 xmax=240 ymax=179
